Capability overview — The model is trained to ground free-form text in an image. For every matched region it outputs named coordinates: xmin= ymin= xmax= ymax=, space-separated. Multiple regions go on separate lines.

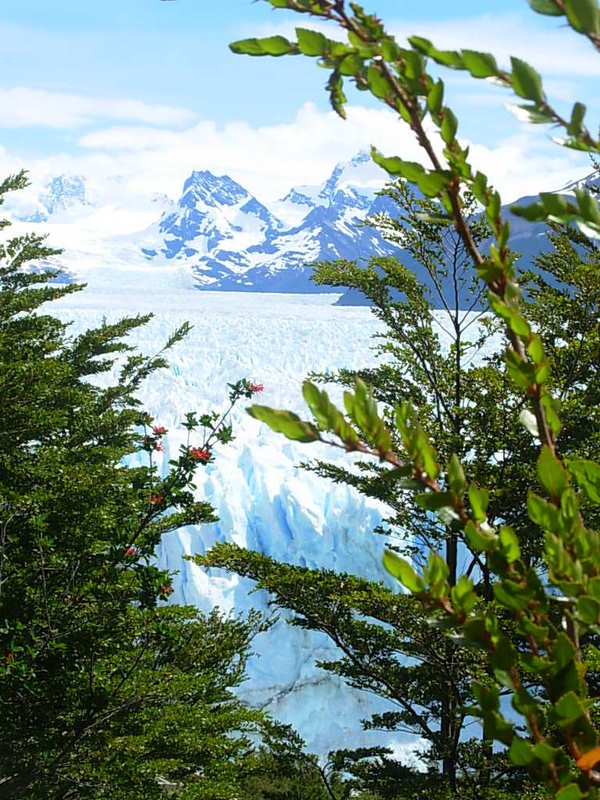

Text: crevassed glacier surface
xmin=49 ymin=283 xmax=424 ymax=760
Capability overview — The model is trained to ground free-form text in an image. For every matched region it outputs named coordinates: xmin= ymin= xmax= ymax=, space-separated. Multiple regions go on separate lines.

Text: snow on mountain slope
xmin=46 ymin=282 xmax=427 ymax=760
xmin=141 ymin=150 xmax=399 ymax=293
xmin=5 ymin=152 xmax=402 ymax=295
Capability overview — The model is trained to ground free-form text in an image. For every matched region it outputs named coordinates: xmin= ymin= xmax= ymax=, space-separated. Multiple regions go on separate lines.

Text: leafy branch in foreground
xmin=248 ymin=378 xmax=600 ymax=797
xmin=222 ymin=0 xmax=600 ymax=796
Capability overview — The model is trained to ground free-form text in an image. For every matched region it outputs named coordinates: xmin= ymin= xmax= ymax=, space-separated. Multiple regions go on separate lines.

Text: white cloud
xmin=73 ymin=101 xmax=588 ymax=203
xmin=73 ymin=102 xmax=427 ymax=202
xmin=0 ymin=100 xmax=590 ymax=242
xmin=0 ymin=87 xmax=196 ymax=129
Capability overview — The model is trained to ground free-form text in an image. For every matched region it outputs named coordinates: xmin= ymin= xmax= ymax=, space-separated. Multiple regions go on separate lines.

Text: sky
xmin=1 ymin=0 xmax=599 ymax=214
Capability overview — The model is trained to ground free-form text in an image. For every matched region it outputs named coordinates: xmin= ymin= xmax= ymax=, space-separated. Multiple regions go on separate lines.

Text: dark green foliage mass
xmin=0 ymin=172 xmax=268 ymax=799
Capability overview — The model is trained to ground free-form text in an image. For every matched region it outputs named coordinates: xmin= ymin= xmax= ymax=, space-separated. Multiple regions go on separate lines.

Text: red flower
xmin=7 ymin=651 xmax=13 ymax=663
xmin=149 ymin=493 xmax=163 ymax=506
xmin=124 ymin=545 xmax=137 ymax=558
xmin=189 ymin=446 xmax=210 ymax=463
xmin=160 ymin=584 xmax=174 ymax=597
xmin=249 ymin=383 xmax=264 ymax=394
xmin=153 ymin=440 xmax=164 ymax=452
xmin=152 ymin=425 xmax=167 ymax=436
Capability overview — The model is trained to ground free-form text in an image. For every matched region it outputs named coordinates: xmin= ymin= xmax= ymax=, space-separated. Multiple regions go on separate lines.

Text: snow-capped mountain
xmin=7 ymin=150 xmax=573 ymax=303
xmin=6 ymin=174 xmax=91 ymax=223
xmin=40 ymin=175 xmax=88 ymax=218
xmin=138 ymin=151 xmax=401 ymax=292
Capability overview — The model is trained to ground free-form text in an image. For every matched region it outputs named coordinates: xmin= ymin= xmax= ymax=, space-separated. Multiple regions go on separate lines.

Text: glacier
xmin=48 ymin=281 xmax=429 ymax=761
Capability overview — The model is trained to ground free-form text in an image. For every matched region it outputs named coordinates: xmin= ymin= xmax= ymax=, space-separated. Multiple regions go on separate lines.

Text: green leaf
xmin=527 ymin=334 xmax=545 ymax=364
xmin=441 ymin=108 xmax=458 ymax=144
xmin=383 ymin=550 xmax=426 ymax=593
xmin=564 ymin=0 xmax=600 ymax=33
xmin=556 ymin=785 xmax=584 ymax=800
xmin=447 ymin=454 xmax=465 ymax=495
xmin=370 ymin=148 xmax=451 ymax=197
xmin=302 ymin=381 xmax=358 ymax=444
xmin=528 ymin=491 xmax=560 ymax=530
xmin=554 ymin=690 xmax=586 ymax=723
xmin=371 ymin=149 xmax=425 ymax=181
xmin=465 ymin=520 xmax=497 ymax=553
xmin=469 ymin=485 xmax=489 ymax=522
xmin=577 ymin=595 xmax=600 ymax=625
xmin=416 ymin=171 xmax=451 ymax=197
xmin=493 ymin=581 xmax=529 ymax=611
xmin=472 ymin=680 xmax=500 ymax=712
xmin=499 ymin=526 xmax=520 ymax=563
xmin=553 ymin=632 xmax=576 ymax=670
xmin=533 ymin=742 xmax=561 ymax=764
xmin=529 ymin=0 xmax=564 ymax=14
xmin=451 ymin=575 xmax=477 ymax=613
xmin=509 ymin=736 xmax=536 ymax=766
xmin=568 ymin=101 xmax=587 ymax=135
xmin=510 ymin=200 xmax=546 ymax=222
xmin=408 ymin=36 xmax=465 ymax=68
xmin=538 ymin=445 xmax=569 ymax=499
xmin=230 ymin=36 xmax=297 ymax=57
xmin=423 ymin=550 xmax=449 ymax=586
xmin=415 ymin=491 xmax=454 ymax=511
xmin=427 ymin=80 xmax=444 ymax=115
xmin=296 ymin=27 xmax=328 ymax=56
xmin=566 ymin=458 xmax=600 ymax=503
xmin=576 ymin=187 xmax=600 ymax=224
xmin=510 ymin=57 xmax=545 ymax=103
xmin=539 ymin=191 xmax=570 ymax=218
xmin=327 ymin=70 xmax=347 ymax=118
xmin=461 ymin=49 xmax=499 ymax=78
xmin=366 ymin=65 xmax=392 ymax=99
xmin=248 ymin=405 xmax=320 ymax=443
xmin=339 ymin=52 xmax=364 ymax=76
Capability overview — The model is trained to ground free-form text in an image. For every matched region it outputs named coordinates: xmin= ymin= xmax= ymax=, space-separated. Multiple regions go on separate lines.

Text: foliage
xmin=0 ymin=171 xmax=268 ymax=799
xmin=204 ymin=183 xmax=600 ymax=798
xmin=210 ymin=1 xmax=600 ymax=797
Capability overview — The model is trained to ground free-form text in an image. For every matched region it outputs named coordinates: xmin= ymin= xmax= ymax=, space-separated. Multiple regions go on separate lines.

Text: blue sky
xmin=1 ymin=0 xmax=598 ymax=207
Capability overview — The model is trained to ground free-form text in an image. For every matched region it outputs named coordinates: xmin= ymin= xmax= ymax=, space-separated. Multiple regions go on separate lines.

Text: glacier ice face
xmin=48 ymin=282 xmax=425 ymax=758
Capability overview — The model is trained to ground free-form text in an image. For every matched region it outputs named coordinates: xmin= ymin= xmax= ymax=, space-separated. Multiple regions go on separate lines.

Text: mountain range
xmin=9 ymin=151 xmax=570 ymax=304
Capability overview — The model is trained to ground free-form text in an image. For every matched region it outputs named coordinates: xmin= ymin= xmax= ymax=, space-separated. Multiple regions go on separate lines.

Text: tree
xmin=200 ymin=2 xmax=600 ymax=798
xmin=0 ymin=171 xmax=268 ymax=799
xmin=203 ymin=181 xmax=600 ymax=798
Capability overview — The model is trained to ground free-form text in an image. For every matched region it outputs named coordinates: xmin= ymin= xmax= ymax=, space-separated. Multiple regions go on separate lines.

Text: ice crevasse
xmin=50 ymin=286 xmax=422 ymax=761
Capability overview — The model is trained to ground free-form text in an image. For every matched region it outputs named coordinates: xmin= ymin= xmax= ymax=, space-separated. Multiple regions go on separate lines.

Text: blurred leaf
xmin=248 ymin=405 xmax=320 ymax=442
xmin=296 ymin=27 xmax=328 ymax=56
xmin=383 ymin=550 xmax=426 ymax=592
xmin=564 ymin=0 xmax=600 ymax=33
xmin=461 ymin=49 xmax=499 ymax=78
xmin=510 ymin=57 xmax=545 ymax=103
xmin=230 ymin=36 xmax=297 ymax=57
xmin=538 ymin=445 xmax=569 ymax=499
